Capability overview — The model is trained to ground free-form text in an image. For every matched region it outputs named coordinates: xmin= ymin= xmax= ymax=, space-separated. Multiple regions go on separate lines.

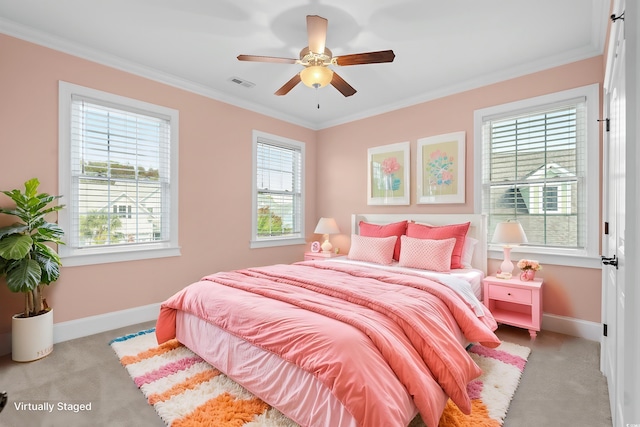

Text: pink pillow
xmin=398 ymin=236 xmax=456 ymax=272
xmin=348 ymin=234 xmax=397 ymax=265
xmin=359 ymin=220 xmax=407 ymax=261
xmin=406 ymin=222 xmax=471 ymax=269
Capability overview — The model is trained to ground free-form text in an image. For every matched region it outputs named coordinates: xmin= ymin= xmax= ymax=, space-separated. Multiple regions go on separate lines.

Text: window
xmin=251 ymin=131 xmax=305 ymax=248
xmin=474 ymin=84 xmax=600 ymax=267
xmin=58 ymin=82 xmax=180 ymax=266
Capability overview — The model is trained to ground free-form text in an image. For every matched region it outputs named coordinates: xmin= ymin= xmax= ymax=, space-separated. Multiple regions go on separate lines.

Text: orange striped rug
xmin=110 ymin=329 xmax=529 ymax=427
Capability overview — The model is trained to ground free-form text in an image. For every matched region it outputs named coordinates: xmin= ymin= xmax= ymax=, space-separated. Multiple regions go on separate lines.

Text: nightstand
xmin=304 ymin=252 xmax=343 ymax=261
xmin=483 ymin=275 xmax=543 ymax=339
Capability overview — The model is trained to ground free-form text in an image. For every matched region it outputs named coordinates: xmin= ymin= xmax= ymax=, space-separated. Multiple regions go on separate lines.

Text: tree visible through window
xmin=58 ymin=82 xmax=179 ymax=265
xmin=72 ymin=101 xmax=168 ymax=247
xmin=251 ymin=131 xmax=305 ymax=248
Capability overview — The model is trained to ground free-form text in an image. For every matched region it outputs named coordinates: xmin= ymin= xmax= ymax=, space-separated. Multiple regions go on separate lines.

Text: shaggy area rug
xmin=110 ymin=328 xmax=530 ymax=427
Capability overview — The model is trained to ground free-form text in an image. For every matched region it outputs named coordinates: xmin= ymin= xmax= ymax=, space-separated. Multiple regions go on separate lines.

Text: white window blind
xmin=59 ymin=81 xmax=179 ymax=265
xmin=252 ymin=131 xmax=304 ymax=247
xmin=482 ymin=99 xmax=587 ymax=249
xmin=70 ymin=97 xmax=171 ymax=247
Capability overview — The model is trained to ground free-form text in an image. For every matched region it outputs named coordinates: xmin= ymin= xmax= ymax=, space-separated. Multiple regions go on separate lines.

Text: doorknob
xmin=601 ymin=254 xmax=619 ymax=269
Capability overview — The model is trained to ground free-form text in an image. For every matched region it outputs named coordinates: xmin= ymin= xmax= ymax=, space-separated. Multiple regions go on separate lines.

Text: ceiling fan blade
xmin=334 ymin=50 xmax=396 ymax=66
xmin=274 ymin=74 xmax=302 ymax=96
xmin=330 ymin=72 xmax=356 ymax=97
xmin=307 ymin=15 xmax=328 ymax=54
xmin=237 ymin=54 xmax=297 ymax=64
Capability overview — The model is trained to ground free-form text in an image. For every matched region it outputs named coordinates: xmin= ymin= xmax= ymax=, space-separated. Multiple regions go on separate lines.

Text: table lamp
xmin=492 ymin=220 xmax=528 ymax=279
xmin=314 ymin=217 xmax=340 ymax=253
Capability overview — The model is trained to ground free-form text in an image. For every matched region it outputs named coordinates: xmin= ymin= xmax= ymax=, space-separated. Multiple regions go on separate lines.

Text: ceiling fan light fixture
xmin=300 ymin=65 xmax=333 ymax=89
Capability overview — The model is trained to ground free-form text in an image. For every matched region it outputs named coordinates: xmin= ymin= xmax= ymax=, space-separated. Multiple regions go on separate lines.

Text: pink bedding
xmin=156 ymin=260 xmax=500 ymax=427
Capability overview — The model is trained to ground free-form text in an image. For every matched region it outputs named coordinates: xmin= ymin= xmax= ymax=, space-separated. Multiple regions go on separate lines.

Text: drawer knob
xmin=507 ymin=292 xmax=512 ymax=296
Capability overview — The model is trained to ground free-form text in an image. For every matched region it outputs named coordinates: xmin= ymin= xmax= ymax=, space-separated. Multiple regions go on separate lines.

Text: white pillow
xmin=348 ymin=234 xmax=397 ymax=265
xmin=398 ymin=235 xmax=456 ymax=272
xmin=461 ymin=236 xmax=479 ymax=269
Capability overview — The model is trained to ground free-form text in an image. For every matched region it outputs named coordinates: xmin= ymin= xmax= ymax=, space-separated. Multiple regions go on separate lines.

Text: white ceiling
xmin=0 ymin=0 xmax=610 ymax=130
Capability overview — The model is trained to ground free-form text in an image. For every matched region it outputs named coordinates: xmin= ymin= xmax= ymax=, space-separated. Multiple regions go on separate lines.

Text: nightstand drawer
xmin=488 ymin=285 xmax=531 ymax=304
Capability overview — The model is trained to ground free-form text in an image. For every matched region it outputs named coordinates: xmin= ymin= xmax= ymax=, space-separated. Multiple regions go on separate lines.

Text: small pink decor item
xmin=517 ymin=259 xmax=541 ymax=281
xmin=520 ymin=269 xmax=536 ymax=281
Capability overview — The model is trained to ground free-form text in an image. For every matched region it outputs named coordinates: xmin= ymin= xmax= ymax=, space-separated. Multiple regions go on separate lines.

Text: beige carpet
xmin=0 ymin=322 xmax=611 ymax=427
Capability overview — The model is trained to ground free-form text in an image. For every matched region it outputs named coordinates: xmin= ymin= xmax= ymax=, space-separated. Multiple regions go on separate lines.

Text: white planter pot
xmin=12 ymin=308 xmax=54 ymax=362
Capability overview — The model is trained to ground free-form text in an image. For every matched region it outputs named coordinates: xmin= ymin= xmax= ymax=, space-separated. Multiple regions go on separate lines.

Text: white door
xmin=601 ymin=16 xmax=626 ymax=426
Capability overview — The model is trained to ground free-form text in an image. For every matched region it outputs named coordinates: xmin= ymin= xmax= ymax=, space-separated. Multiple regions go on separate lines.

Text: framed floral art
xmin=416 ymin=131 xmax=465 ymax=204
xmin=367 ymin=141 xmax=410 ymax=205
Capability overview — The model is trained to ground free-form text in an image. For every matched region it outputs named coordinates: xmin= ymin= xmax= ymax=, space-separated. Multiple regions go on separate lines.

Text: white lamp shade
xmin=492 ymin=221 xmax=528 ymax=245
xmin=314 ymin=217 xmax=340 ymax=235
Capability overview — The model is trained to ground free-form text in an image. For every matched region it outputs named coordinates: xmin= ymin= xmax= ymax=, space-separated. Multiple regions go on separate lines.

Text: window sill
xmin=488 ymin=247 xmax=602 ymax=270
xmin=250 ymin=237 xmax=306 ymax=249
xmin=61 ymin=246 xmax=181 ymax=267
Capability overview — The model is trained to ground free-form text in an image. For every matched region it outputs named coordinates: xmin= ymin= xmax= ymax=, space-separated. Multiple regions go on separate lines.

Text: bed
xmin=156 ymin=214 xmax=500 ymax=427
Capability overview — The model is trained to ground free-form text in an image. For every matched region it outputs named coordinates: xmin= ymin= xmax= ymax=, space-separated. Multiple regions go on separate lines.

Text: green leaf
xmin=34 ymin=246 xmax=60 ymax=284
xmin=34 ymin=222 xmax=65 ymax=243
xmin=29 ymin=194 xmax=62 ymax=214
xmin=34 ymin=242 xmax=61 ymax=265
xmin=24 ymin=178 xmax=40 ymax=198
xmin=5 ymin=258 xmax=41 ymax=292
xmin=0 ymin=234 xmax=33 ymax=260
xmin=0 ymin=223 xmax=29 ymax=239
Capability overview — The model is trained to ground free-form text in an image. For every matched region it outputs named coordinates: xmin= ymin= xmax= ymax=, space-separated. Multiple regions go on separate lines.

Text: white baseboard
xmin=0 ymin=303 xmax=160 ymax=357
xmin=542 ymin=312 xmax=602 ymax=342
xmin=1 ymin=305 xmax=601 ymax=357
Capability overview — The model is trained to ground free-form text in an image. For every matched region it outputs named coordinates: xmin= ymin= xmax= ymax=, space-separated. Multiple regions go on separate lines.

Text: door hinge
xmin=598 ymin=118 xmax=610 ymax=132
xmin=604 ymin=222 xmax=609 ymax=235
xmin=603 ymin=323 xmax=608 ymax=337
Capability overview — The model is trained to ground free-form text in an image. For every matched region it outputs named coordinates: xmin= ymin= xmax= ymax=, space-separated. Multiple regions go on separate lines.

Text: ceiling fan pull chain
xmin=316 ymin=87 xmax=320 ymax=109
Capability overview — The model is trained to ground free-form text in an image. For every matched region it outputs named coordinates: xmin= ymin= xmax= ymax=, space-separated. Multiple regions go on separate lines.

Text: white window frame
xmin=250 ymin=130 xmax=305 ymax=248
xmin=58 ymin=81 xmax=180 ymax=266
xmin=474 ymin=84 xmax=600 ymax=268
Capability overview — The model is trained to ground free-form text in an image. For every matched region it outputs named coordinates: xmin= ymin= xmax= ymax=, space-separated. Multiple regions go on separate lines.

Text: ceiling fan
xmin=237 ymin=15 xmax=395 ymax=97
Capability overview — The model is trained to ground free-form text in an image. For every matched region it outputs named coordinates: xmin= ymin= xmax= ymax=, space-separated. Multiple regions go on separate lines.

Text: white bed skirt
xmin=176 ymin=311 xmax=388 ymax=427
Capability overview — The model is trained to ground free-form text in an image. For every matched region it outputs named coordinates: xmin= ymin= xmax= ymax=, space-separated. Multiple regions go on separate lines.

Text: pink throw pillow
xmin=398 ymin=236 xmax=456 ymax=272
xmin=406 ymin=222 xmax=471 ymax=269
xmin=348 ymin=234 xmax=397 ymax=265
xmin=359 ymin=220 xmax=408 ymax=261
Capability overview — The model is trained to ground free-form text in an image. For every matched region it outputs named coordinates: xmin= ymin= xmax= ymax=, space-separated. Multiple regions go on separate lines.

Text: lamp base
xmin=499 ymin=246 xmax=515 ymax=278
xmin=321 ymin=235 xmax=333 ymax=253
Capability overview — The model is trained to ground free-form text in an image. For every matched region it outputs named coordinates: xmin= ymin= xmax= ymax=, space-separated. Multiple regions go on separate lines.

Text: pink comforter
xmin=156 ymin=261 xmax=500 ymax=427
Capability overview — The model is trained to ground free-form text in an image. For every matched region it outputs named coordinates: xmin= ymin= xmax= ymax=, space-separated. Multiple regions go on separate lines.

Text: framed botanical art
xmin=416 ymin=131 xmax=465 ymax=204
xmin=367 ymin=141 xmax=410 ymax=205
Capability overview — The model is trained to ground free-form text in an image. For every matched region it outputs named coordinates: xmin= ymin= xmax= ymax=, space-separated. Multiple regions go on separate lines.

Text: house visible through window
xmin=58 ymin=82 xmax=180 ymax=266
xmin=475 ymin=84 xmax=599 ymax=263
xmin=251 ymin=131 xmax=305 ymax=248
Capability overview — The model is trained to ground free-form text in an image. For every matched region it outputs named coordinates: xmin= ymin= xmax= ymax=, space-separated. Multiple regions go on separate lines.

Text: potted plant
xmin=0 ymin=178 xmax=64 ymax=362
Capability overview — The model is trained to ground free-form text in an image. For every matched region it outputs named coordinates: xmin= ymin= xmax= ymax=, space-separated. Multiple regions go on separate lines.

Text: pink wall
xmin=0 ymin=33 xmax=604 ymax=334
xmin=0 ymin=34 xmax=317 ymax=334
xmin=316 ymin=56 xmax=605 ymax=323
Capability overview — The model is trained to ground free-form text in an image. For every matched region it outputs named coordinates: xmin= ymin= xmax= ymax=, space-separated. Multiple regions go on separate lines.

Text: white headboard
xmin=351 ymin=213 xmax=487 ymax=274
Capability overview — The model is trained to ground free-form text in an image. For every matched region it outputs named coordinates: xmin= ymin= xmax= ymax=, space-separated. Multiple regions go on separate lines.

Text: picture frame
xmin=416 ymin=131 xmax=465 ymax=204
xmin=367 ymin=141 xmax=410 ymax=205
xmin=310 ymin=241 xmax=321 ymax=253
